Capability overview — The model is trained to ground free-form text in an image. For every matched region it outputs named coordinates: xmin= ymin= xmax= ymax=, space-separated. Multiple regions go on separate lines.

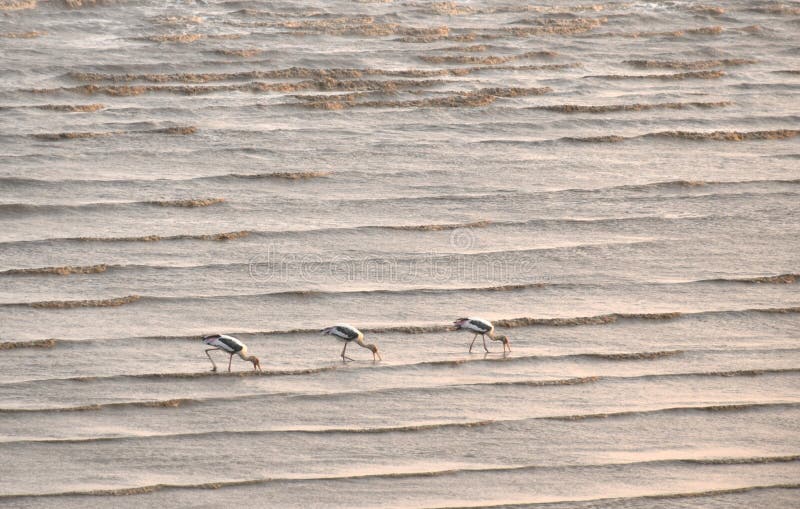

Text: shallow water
xmin=1 ymin=0 xmax=799 ymax=506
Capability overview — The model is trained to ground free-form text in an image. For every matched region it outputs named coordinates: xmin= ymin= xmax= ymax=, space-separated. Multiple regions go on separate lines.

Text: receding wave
xmin=565 ymin=129 xmax=800 ymax=143
xmin=1 ymin=295 xmax=141 ymax=309
xmin=3 ymin=457 xmax=798 ymax=500
xmin=0 ymin=398 xmax=191 ymax=413
xmin=30 ymin=103 xmax=104 ymax=112
xmin=0 ymin=339 xmax=57 ymax=350
xmin=145 ymin=198 xmax=225 ymax=207
xmin=30 ymin=126 xmax=196 ymax=140
xmin=27 ymin=78 xmax=447 ymax=96
xmin=623 ymin=58 xmax=756 ymax=69
xmin=66 ymin=65 xmax=568 ymax=84
xmin=650 ymin=130 xmax=800 ymax=141
xmin=435 ymin=483 xmax=800 ymax=509
xmin=545 ymin=402 xmax=800 ymax=421
xmin=200 ymin=306 xmax=800 ymax=337
xmin=532 ymin=101 xmax=731 ymax=113
xmin=297 ymin=86 xmax=552 ymax=110
xmin=700 ymin=274 xmax=799 ymax=284
xmin=71 ymin=230 xmax=251 ymax=242
xmin=209 ymin=170 xmax=330 ymax=180
xmin=388 ymin=220 xmax=491 ymax=231
xmin=0 ymin=198 xmax=224 ymax=215
xmin=585 ymin=70 xmax=725 ymax=80
xmin=11 ymin=350 xmax=684 ymax=385
xmin=0 ymin=264 xmax=108 ymax=276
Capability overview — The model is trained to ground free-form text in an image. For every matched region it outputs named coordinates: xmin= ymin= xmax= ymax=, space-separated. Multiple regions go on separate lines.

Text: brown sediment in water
xmin=149 ymin=15 xmax=204 ymax=25
xmin=602 ymin=25 xmax=724 ymax=38
xmin=717 ymin=274 xmax=799 ymax=284
xmin=60 ymin=0 xmax=111 ymax=7
xmin=389 ymin=220 xmax=492 ymax=231
xmin=254 ymin=171 xmax=331 ymax=180
xmin=203 ymin=170 xmax=330 ymax=180
xmin=624 ymin=58 xmax=756 ymax=69
xmin=66 ymin=64 xmax=573 ymax=85
xmin=494 ymin=312 xmax=683 ymax=328
xmin=775 ymin=70 xmax=800 ymax=75
xmin=504 ymin=17 xmax=608 ymax=37
xmin=647 ymin=129 xmax=800 ymax=141
xmin=534 ymin=101 xmax=731 ymax=113
xmin=423 ymin=1 xmax=476 ymax=15
xmin=420 ymin=55 xmax=513 ymax=65
xmin=0 ymin=0 xmax=37 ymax=10
xmin=144 ymin=33 xmax=205 ymax=43
xmin=300 ymin=86 xmax=552 ymax=110
xmin=271 ymin=16 xmax=451 ymax=39
xmin=32 ymin=103 xmax=105 ymax=112
xmin=150 ymin=126 xmax=197 ymax=135
xmin=439 ymin=44 xmax=491 ymax=52
xmin=587 ymin=70 xmax=725 ymax=80
xmin=214 ymin=48 xmax=262 ymax=57
xmin=0 ymin=339 xmax=57 ymax=350
xmin=568 ymin=129 xmax=800 ymax=143
xmin=192 ymin=230 xmax=250 ymax=240
xmin=195 ymin=231 xmax=250 ymax=241
xmin=37 ymin=78 xmax=446 ymax=96
xmin=690 ymin=5 xmax=726 ymax=15
xmin=31 ymin=126 xmax=196 ymax=140
xmin=31 ymin=131 xmax=112 ymax=141
xmin=1 ymin=264 xmax=109 ymax=276
xmin=26 ymin=295 xmax=141 ymax=309
xmin=76 ymin=230 xmax=252 ymax=242
xmin=419 ymin=50 xmax=562 ymax=65
xmin=0 ymin=31 xmax=46 ymax=38
xmin=586 ymin=350 xmax=684 ymax=360
xmin=147 ymin=198 xmax=224 ymax=208
xmin=565 ymin=135 xmax=627 ymax=143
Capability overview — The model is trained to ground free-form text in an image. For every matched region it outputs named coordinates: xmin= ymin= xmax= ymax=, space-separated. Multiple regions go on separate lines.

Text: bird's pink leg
xmin=469 ymin=334 xmax=477 ymax=353
xmin=228 ymin=354 xmax=233 ymax=372
xmin=341 ymin=342 xmax=354 ymax=362
xmin=205 ymin=348 xmax=219 ymax=372
xmin=482 ymin=334 xmax=489 ymax=353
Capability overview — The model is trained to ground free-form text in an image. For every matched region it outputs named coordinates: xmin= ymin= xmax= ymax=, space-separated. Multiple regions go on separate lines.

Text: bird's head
xmin=251 ymin=356 xmax=262 ymax=372
xmin=367 ymin=344 xmax=382 ymax=361
xmin=496 ymin=335 xmax=511 ymax=352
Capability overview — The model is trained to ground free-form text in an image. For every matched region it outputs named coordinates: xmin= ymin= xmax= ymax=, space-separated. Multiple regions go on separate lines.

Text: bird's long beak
xmin=374 ymin=351 xmax=382 ymax=361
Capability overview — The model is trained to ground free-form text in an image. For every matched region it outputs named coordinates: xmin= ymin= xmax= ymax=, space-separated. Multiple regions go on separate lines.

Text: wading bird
xmin=452 ymin=317 xmax=511 ymax=353
xmin=202 ymin=334 xmax=262 ymax=372
xmin=321 ymin=324 xmax=382 ymax=361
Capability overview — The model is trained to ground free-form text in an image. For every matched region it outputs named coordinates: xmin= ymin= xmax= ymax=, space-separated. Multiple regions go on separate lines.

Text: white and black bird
xmin=320 ymin=324 xmax=382 ymax=362
xmin=202 ymin=334 xmax=262 ymax=372
xmin=451 ymin=317 xmax=511 ymax=353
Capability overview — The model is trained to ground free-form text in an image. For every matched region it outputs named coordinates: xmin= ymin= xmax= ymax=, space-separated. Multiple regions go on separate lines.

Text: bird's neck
xmin=237 ymin=347 xmax=251 ymax=360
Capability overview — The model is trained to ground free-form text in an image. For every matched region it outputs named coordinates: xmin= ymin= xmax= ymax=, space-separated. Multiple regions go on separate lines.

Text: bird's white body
xmin=321 ymin=324 xmax=380 ymax=361
xmin=453 ymin=317 xmax=494 ymax=335
xmin=452 ymin=317 xmax=510 ymax=353
xmin=202 ymin=334 xmax=261 ymax=372
xmin=322 ymin=324 xmax=364 ymax=342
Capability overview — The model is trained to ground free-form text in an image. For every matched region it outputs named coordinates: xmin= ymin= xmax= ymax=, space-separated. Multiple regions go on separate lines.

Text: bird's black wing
xmin=469 ymin=319 xmax=491 ymax=333
xmin=334 ymin=326 xmax=359 ymax=340
xmin=216 ymin=336 xmax=244 ymax=353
